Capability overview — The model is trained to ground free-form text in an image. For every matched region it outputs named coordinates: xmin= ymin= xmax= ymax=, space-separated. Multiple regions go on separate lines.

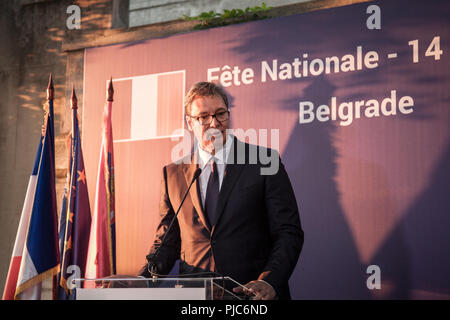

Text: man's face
xmin=186 ymin=95 xmax=229 ymax=154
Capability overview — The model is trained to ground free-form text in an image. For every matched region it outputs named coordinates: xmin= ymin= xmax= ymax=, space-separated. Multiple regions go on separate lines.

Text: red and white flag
xmin=85 ymin=79 xmax=116 ymax=285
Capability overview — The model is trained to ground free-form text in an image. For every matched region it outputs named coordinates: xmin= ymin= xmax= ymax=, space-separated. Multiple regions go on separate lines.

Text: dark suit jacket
xmin=140 ymin=137 xmax=304 ymax=299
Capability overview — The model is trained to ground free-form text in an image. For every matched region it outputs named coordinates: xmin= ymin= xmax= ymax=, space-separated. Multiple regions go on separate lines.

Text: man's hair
xmin=184 ymin=81 xmax=229 ymax=115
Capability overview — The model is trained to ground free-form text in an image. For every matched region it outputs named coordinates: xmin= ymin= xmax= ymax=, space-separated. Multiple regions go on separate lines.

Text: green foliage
xmin=180 ymin=3 xmax=272 ymax=29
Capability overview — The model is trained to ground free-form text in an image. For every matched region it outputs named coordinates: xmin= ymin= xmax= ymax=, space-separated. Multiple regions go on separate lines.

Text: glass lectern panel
xmin=73 ymin=276 xmax=247 ymax=300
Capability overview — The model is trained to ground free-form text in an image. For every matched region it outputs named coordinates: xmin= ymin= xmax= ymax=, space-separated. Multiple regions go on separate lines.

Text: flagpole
xmin=46 ymin=75 xmax=59 ymax=301
xmin=58 ymin=86 xmax=78 ymax=297
xmin=106 ymin=78 xmax=116 ymax=274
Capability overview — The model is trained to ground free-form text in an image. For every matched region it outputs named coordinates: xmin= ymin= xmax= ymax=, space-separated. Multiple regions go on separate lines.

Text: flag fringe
xmin=14 ymin=264 xmax=60 ymax=300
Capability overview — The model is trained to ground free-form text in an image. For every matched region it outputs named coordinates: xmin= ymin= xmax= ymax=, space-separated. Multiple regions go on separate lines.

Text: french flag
xmin=2 ymin=75 xmax=60 ymax=300
xmin=2 ymin=138 xmax=42 ymax=300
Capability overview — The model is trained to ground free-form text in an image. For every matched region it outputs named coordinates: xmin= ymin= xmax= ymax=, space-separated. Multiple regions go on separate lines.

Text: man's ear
xmin=185 ymin=115 xmax=193 ymax=131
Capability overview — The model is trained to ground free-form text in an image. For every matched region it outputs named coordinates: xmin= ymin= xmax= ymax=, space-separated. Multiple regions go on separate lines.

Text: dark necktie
xmin=205 ymin=159 xmax=219 ymax=227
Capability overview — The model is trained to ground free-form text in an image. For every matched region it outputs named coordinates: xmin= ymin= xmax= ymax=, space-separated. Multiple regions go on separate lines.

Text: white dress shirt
xmin=197 ymin=134 xmax=233 ymax=208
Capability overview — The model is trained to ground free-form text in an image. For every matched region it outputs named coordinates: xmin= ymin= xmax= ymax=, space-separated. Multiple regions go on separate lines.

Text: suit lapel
xmin=212 ymin=137 xmax=245 ymax=233
xmin=182 ymin=154 xmax=211 ymax=233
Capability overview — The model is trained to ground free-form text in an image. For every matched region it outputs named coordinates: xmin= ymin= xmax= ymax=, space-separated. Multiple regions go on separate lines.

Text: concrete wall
xmin=0 ymin=0 xmax=371 ymax=298
xmin=129 ymin=0 xmax=313 ymax=27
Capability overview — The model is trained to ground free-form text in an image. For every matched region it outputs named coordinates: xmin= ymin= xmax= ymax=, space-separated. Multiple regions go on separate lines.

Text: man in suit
xmin=140 ymin=82 xmax=303 ymax=300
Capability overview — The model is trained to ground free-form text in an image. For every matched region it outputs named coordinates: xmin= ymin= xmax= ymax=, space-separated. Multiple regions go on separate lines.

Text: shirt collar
xmin=197 ymin=133 xmax=233 ymax=169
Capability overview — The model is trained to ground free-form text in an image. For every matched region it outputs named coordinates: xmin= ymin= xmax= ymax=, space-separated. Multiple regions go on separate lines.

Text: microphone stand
xmin=147 ymin=168 xmax=202 ymax=278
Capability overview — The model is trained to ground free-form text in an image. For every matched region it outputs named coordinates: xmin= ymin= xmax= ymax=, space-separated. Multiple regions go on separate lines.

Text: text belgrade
xmin=299 ymin=90 xmax=414 ymax=126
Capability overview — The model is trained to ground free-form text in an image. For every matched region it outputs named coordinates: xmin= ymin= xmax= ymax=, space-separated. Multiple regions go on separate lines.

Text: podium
xmin=73 ymin=276 xmax=247 ymax=300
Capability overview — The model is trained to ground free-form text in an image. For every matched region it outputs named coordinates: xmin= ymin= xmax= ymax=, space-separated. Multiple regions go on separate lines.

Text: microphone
xmin=147 ymin=168 xmax=202 ymax=277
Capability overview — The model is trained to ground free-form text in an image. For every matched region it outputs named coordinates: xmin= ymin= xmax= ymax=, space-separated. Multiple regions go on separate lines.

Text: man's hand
xmin=233 ymin=280 xmax=277 ymax=300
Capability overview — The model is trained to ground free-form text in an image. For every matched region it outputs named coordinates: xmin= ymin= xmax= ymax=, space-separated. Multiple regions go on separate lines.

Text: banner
xmin=83 ymin=0 xmax=450 ymax=299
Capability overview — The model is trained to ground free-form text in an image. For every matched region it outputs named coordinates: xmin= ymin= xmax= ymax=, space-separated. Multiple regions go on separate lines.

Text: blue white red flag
xmin=8 ymin=75 xmax=60 ymax=300
xmin=2 ymin=137 xmax=43 ymax=300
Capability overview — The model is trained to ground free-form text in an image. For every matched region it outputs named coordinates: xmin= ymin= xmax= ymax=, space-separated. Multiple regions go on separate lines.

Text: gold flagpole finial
xmin=47 ymin=73 xmax=54 ymax=101
xmin=107 ymin=77 xmax=114 ymax=102
xmin=71 ymin=85 xmax=78 ymax=110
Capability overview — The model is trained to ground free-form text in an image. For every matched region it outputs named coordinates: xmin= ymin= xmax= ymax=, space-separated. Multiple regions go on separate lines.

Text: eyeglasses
xmin=188 ymin=109 xmax=230 ymax=125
